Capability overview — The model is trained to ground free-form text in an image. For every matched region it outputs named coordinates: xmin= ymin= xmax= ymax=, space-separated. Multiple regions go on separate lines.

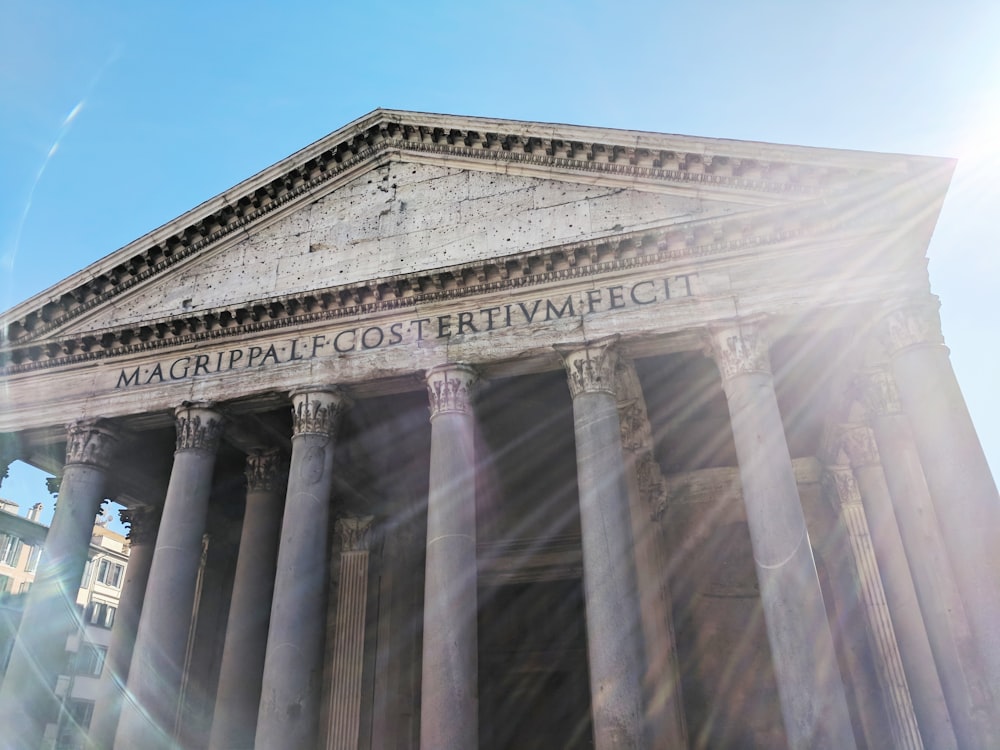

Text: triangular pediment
xmin=0 ymin=109 xmax=952 ymax=370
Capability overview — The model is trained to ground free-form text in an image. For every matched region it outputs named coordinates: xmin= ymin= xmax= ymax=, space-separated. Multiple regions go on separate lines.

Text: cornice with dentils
xmin=0 ymin=108 xmax=950 ymax=352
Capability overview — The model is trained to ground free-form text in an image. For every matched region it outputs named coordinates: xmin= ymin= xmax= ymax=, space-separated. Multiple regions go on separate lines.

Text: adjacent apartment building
xmin=0 ymin=498 xmax=129 ymax=749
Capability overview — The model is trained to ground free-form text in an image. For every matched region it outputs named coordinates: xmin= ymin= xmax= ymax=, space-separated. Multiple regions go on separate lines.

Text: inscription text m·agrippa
xmin=115 ymin=274 xmax=696 ymax=389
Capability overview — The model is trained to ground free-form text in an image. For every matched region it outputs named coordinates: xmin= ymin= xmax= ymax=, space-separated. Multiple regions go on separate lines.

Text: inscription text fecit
xmin=115 ymin=275 xmax=696 ymax=389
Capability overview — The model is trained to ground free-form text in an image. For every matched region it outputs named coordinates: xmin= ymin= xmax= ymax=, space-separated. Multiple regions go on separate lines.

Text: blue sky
xmin=1 ymin=0 xmax=998 ymax=528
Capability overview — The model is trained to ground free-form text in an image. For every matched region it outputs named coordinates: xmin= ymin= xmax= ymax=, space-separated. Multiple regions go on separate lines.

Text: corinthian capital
xmin=555 ymin=337 xmax=620 ymax=398
xmin=857 ymin=368 xmax=902 ymax=417
xmin=426 ymin=364 xmax=478 ymax=418
xmin=337 ymin=515 xmax=375 ymax=552
xmin=879 ymin=299 xmax=945 ymax=356
xmin=175 ymin=403 xmax=225 ymax=453
xmin=706 ymin=322 xmax=771 ymax=381
xmin=821 ymin=466 xmax=862 ymax=510
xmin=290 ymin=388 xmax=348 ymax=437
xmin=840 ymin=424 xmax=881 ymax=469
xmin=245 ymin=448 xmax=288 ymax=493
xmin=65 ymin=420 xmax=119 ymax=469
xmin=119 ymin=504 xmax=161 ymax=545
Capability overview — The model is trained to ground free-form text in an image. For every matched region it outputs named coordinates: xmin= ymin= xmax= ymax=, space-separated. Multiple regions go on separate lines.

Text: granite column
xmin=0 ymin=421 xmax=118 ymax=750
xmin=860 ymin=367 xmax=1000 ymax=747
xmin=557 ymin=340 xmax=646 ymax=750
xmin=113 ymin=404 xmax=224 ymax=750
xmin=708 ymin=322 xmax=856 ymax=750
xmin=419 ymin=364 xmax=480 ymax=750
xmin=87 ymin=504 xmax=161 ymax=749
xmin=255 ymin=389 xmax=347 ymax=750
xmin=879 ymin=300 xmax=1000 ymax=702
xmin=208 ymin=449 xmax=287 ymax=750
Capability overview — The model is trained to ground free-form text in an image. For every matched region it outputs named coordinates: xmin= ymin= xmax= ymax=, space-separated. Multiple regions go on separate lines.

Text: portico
xmin=1 ymin=110 xmax=995 ymax=749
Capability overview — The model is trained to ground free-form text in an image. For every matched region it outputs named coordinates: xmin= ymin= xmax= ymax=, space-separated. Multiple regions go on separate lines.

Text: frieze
xmin=96 ymin=274 xmax=694 ymax=390
xmin=707 ymin=322 xmax=771 ymax=381
xmin=64 ymin=420 xmax=118 ymax=469
xmin=245 ymin=449 xmax=288 ymax=494
xmin=426 ymin=364 xmax=478 ymax=418
xmin=175 ymin=405 xmax=225 ymax=453
xmin=291 ymin=389 xmax=348 ymax=437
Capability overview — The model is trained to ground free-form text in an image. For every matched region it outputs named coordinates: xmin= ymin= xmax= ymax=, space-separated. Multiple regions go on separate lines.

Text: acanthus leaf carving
xmin=426 ymin=364 xmax=478 ymax=418
xmin=337 ymin=515 xmax=374 ymax=552
xmin=821 ymin=466 xmax=862 ymax=510
xmin=64 ymin=420 xmax=119 ymax=469
xmin=291 ymin=389 xmax=348 ymax=437
xmin=840 ymin=424 xmax=881 ymax=469
xmin=879 ymin=300 xmax=945 ymax=356
xmin=245 ymin=448 xmax=288 ymax=494
xmin=174 ymin=404 xmax=224 ymax=453
xmin=556 ymin=338 xmax=620 ymax=398
xmin=707 ymin=322 xmax=771 ymax=381
xmin=858 ymin=368 xmax=902 ymax=417
xmin=119 ymin=504 xmax=161 ymax=546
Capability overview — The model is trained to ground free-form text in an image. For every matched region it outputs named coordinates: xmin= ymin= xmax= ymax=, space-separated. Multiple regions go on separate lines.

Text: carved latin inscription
xmin=65 ymin=420 xmax=119 ymax=469
xmin=426 ymin=364 xmax=478 ymax=418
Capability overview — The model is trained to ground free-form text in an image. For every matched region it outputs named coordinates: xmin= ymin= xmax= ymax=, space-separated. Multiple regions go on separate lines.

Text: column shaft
xmin=862 ymin=368 xmax=1000 ymax=746
xmin=87 ymin=505 xmax=160 ymax=749
xmin=881 ymin=302 xmax=1000 ymax=701
xmin=0 ymin=422 xmax=117 ymax=750
xmin=326 ymin=516 xmax=374 ymax=750
xmin=255 ymin=390 xmax=345 ymax=750
xmin=114 ymin=405 xmax=224 ymax=750
xmin=709 ymin=324 xmax=856 ymax=750
xmin=419 ymin=364 xmax=479 ymax=750
xmin=208 ymin=450 xmax=286 ymax=750
xmin=558 ymin=342 xmax=645 ymax=750
xmin=615 ymin=359 xmax=686 ymax=749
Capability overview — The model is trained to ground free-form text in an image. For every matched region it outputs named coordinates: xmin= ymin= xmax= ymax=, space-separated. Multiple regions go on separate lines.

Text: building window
xmin=0 ymin=574 xmax=10 ymax=594
xmin=56 ymin=699 xmax=94 ymax=750
xmin=72 ymin=643 xmax=107 ymax=677
xmin=25 ymin=545 xmax=41 ymax=573
xmin=18 ymin=581 xmax=31 ymax=594
xmin=86 ymin=601 xmax=116 ymax=629
xmin=0 ymin=534 xmax=22 ymax=567
xmin=96 ymin=559 xmax=124 ymax=589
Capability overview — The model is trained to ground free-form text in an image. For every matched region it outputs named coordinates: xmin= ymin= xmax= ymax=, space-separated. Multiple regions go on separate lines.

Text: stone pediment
xmin=0 ymin=109 xmax=952 ymax=373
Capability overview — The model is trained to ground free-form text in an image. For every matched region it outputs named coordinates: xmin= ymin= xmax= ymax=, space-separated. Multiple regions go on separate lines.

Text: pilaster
xmin=326 ymin=516 xmax=375 ymax=750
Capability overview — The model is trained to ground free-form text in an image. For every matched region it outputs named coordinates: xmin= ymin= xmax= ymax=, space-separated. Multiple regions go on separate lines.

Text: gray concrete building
xmin=0 ymin=110 xmax=997 ymax=749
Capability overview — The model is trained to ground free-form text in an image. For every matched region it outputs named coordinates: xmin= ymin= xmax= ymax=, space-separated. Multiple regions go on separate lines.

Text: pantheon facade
xmin=0 ymin=110 xmax=998 ymax=749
